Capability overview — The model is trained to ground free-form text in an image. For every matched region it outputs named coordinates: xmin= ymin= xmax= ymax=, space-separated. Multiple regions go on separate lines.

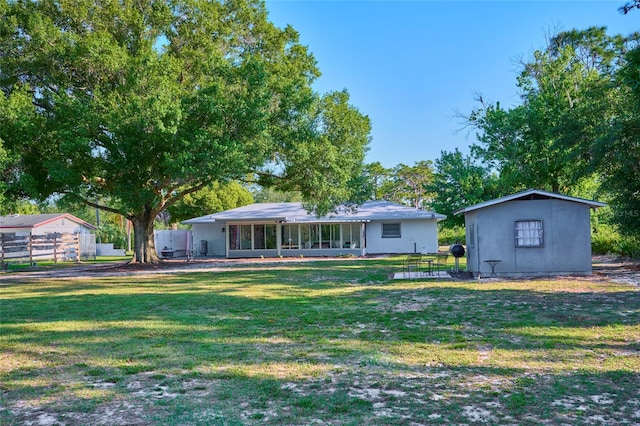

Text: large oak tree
xmin=0 ymin=0 xmax=371 ymax=263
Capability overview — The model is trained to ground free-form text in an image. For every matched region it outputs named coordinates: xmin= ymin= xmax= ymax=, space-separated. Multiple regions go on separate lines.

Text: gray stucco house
xmin=454 ymin=189 xmax=606 ymax=276
xmin=183 ymin=201 xmax=446 ymax=258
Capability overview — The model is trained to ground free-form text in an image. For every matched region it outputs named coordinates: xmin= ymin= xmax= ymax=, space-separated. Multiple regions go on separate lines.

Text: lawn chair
xmin=403 ymin=254 xmax=422 ymax=278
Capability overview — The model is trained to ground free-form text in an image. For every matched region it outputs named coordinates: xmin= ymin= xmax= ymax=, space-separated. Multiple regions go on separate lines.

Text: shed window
xmin=382 ymin=223 xmax=401 ymax=238
xmin=515 ymin=220 xmax=543 ymax=247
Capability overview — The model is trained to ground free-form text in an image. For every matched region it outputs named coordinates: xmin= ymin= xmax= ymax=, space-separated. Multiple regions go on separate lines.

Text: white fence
xmin=79 ymin=233 xmax=97 ymax=260
xmin=154 ymin=230 xmax=192 ymax=258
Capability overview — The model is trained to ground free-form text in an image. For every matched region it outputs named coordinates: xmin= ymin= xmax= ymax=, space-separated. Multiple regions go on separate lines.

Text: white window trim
xmin=515 ymin=219 xmax=544 ymax=248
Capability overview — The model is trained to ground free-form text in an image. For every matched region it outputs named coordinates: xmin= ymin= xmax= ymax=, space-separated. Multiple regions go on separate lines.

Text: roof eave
xmin=454 ymin=189 xmax=607 ymax=215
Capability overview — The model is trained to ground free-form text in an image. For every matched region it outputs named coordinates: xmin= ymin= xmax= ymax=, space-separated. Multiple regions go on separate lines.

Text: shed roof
xmin=453 ymin=189 xmax=607 ymax=216
xmin=0 ymin=213 xmax=97 ymax=230
xmin=183 ymin=200 xmax=446 ymax=224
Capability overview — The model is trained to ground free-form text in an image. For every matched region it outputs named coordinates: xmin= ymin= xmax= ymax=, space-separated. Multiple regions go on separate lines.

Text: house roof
xmin=182 ymin=200 xmax=446 ymax=225
xmin=453 ymin=189 xmax=607 ymax=215
xmin=0 ymin=213 xmax=97 ymax=230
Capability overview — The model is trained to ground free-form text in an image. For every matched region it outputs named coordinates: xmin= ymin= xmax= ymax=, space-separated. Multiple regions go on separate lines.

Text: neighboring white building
xmin=454 ymin=189 xmax=606 ymax=276
xmin=183 ymin=201 xmax=446 ymax=258
xmin=0 ymin=213 xmax=98 ymax=262
xmin=0 ymin=213 xmax=96 ymax=236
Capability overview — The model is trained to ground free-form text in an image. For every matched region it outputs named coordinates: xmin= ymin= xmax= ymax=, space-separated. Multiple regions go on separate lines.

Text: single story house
xmin=454 ymin=189 xmax=606 ymax=276
xmin=183 ymin=200 xmax=446 ymax=258
xmin=0 ymin=213 xmax=96 ymax=236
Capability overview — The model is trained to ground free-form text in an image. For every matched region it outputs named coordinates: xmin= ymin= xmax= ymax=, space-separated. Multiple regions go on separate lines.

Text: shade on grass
xmin=1 ymin=257 xmax=639 ymax=425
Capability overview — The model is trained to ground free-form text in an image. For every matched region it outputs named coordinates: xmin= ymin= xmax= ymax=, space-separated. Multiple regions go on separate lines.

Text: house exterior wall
xmin=190 ymin=224 xmax=225 ymax=257
xmin=38 ymin=218 xmax=93 ymax=235
xmin=1 ymin=227 xmax=33 ymax=237
xmin=2 ymin=219 xmax=92 ymax=236
xmin=366 ymin=220 xmax=439 ymax=254
xmin=466 ymin=199 xmax=593 ymax=275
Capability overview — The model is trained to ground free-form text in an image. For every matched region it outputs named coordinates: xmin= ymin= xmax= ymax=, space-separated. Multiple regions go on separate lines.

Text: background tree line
xmin=358 ymin=25 xmax=640 ymax=256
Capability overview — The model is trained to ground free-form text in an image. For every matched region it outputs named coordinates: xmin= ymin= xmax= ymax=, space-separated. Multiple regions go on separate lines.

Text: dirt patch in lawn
xmin=592 ymin=255 xmax=640 ymax=286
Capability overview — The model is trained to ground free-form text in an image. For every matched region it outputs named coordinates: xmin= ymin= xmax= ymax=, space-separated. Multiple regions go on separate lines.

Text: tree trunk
xmin=130 ymin=209 xmax=161 ymax=264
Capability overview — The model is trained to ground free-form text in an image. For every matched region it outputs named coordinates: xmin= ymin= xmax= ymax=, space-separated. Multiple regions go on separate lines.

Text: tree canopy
xmin=467 ymin=27 xmax=626 ymax=194
xmin=362 ymin=161 xmax=434 ymax=209
xmin=167 ymin=181 xmax=253 ymax=224
xmin=427 ymin=149 xmax=499 ymax=227
xmin=0 ymin=0 xmax=370 ymax=263
xmin=0 ymin=141 xmax=8 ymax=212
xmin=464 ymin=26 xmax=640 ymax=242
xmin=599 ymin=45 xmax=640 ymax=236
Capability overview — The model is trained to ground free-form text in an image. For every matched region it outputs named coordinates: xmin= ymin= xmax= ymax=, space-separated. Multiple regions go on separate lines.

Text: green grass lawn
xmin=2 ymin=255 xmax=132 ymax=272
xmin=1 ymin=257 xmax=639 ymax=425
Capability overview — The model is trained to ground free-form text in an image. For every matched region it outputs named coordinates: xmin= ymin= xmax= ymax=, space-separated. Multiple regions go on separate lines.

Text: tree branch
xmin=60 ymin=192 xmax=130 ymax=219
xmin=619 ymin=1 xmax=640 ymax=14
xmin=161 ymin=180 xmax=213 ymax=211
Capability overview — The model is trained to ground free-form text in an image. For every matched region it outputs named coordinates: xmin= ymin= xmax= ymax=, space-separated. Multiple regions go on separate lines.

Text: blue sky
xmin=265 ymin=1 xmax=639 ymax=168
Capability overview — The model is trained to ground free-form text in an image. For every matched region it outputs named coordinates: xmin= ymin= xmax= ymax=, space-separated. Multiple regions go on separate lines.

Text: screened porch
xmin=225 ymin=221 xmax=366 ymax=258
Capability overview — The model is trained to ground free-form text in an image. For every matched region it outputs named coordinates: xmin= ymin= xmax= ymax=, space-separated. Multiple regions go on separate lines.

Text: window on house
xmin=300 ymin=224 xmax=311 ymax=249
xmin=309 ymin=224 xmax=320 ymax=248
xmin=253 ymin=225 xmax=276 ymax=250
xmin=342 ymin=223 xmax=360 ymax=248
xmin=254 ymin=225 xmax=265 ymax=250
xmin=265 ymin=225 xmax=276 ymax=249
xmin=240 ymin=225 xmax=252 ymax=250
xmin=382 ymin=222 xmax=401 ymax=238
xmin=229 ymin=224 xmax=253 ymax=250
xmin=229 ymin=225 xmax=240 ymax=250
xmin=281 ymin=224 xmax=298 ymax=249
xmin=321 ymin=224 xmax=340 ymax=248
xmin=515 ymin=220 xmax=543 ymax=247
